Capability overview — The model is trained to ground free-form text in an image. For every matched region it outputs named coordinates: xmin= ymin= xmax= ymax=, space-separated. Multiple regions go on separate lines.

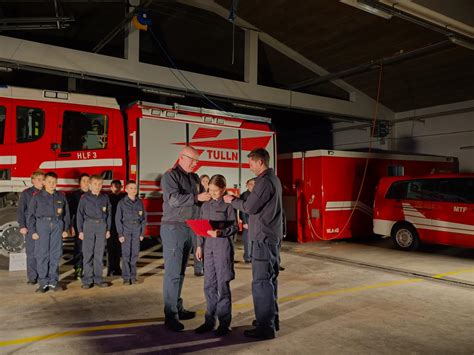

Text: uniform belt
xmin=85 ymin=218 xmax=106 ymax=223
xmin=124 ymin=220 xmax=141 ymax=224
xmin=38 ymin=216 xmax=60 ymax=221
xmin=161 ymin=221 xmax=187 ymax=226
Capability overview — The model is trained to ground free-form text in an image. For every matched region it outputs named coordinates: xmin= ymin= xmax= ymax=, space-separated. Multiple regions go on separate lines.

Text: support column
xmin=124 ymin=0 xmax=140 ymax=63
xmin=244 ymin=29 xmax=258 ymax=85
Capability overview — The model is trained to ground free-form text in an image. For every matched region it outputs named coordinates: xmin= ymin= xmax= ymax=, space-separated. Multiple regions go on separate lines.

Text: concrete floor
xmin=1 ymin=238 xmax=473 ymax=354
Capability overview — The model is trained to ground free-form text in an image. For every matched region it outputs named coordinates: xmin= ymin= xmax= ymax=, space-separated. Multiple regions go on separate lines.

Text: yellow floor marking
xmin=433 ymin=267 xmax=474 ymax=279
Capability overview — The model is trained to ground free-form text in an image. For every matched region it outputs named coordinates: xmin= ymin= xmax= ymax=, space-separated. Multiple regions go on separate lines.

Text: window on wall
xmin=61 ymin=111 xmax=108 ymax=152
xmin=0 ymin=106 xmax=5 ymax=144
xmin=16 ymin=106 xmax=45 ymax=143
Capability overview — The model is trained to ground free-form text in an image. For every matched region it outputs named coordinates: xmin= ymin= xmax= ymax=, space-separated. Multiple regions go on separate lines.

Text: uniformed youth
xmin=195 ymin=174 xmax=237 ymax=337
xmin=77 ymin=174 xmax=111 ymax=289
xmin=239 ymin=178 xmax=255 ymax=264
xmin=160 ymin=146 xmax=211 ymax=332
xmin=224 ymin=148 xmax=283 ymax=340
xmin=27 ymin=171 xmax=70 ymax=293
xmin=17 ymin=169 xmax=44 ymax=285
xmin=115 ymin=180 xmax=146 ymax=285
xmin=108 ymin=179 xmax=125 ymax=276
xmin=67 ymin=173 xmax=90 ymax=279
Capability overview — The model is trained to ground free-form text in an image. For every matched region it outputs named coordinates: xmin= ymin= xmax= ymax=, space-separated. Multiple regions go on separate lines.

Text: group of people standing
xmin=18 ymin=172 xmax=147 ymax=293
xmin=17 ymin=145 xmax=283 ymax=340
xmin=161 ymin=146 xmax=283 ymax=340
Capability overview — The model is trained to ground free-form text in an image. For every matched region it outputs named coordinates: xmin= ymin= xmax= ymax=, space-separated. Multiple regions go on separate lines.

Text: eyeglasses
xmin=183 ymin=154 xmax=199 ymax=163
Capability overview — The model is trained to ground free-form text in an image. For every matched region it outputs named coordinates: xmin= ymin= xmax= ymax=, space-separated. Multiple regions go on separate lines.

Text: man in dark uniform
xmin=67 ymin=173 xmax=90 ymax=279
xmin=77 ymin=174 xmax=111 ymax=289
xmin=224 ymin=148 xmax=283 ymax=340
xmin=28 ymin=172 xmax=70 ymax=293
xmin=17 ymin=169 xmax=44 ymax=285
xmin=239 ymin=178 xmax=255 ymax=264
xmin=161 ymin=146 xmax=211 ymax=331
xmin=107 ymin=179 xmax=125 ymax=276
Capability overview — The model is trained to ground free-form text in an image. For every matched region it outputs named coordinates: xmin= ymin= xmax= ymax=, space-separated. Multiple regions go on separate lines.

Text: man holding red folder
xmin=160 ymin=146 xmax=211 ymax=332
xmin=224 ymin=148 xmax=283 ymax=340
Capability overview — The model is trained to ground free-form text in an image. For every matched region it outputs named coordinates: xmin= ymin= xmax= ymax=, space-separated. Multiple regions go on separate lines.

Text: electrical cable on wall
xmin=306 ymin=62 xmax=384 ymax=241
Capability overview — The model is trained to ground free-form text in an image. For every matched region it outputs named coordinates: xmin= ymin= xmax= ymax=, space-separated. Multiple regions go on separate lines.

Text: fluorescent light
xmin=340 ymin=0 xmax=392 ymax=19
xmin=449 ymin=37 xmax=474 ymax=51
xmin=142 ymin=88 xmax=185 ymax=98
xmin=232 ymin=102 xmax=266 ymax=111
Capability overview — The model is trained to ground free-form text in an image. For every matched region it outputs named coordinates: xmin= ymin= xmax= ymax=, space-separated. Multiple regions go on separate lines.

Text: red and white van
xmin=373 ymin=174 xmax=474 ymax=250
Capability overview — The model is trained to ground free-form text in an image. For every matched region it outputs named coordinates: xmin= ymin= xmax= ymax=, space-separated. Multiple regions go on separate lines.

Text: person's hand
xmin=140 ymin=236 xmax=144 ymax=241
xmin=223 ymin=195 xmax=234 ymax=203
xmin=32 ymin=233 xmax=39 ymax=240
xmin=106 ymin=231 xmax=111 ymax=239
xmin=207 ymin=230 xmax=220 ymax=238
xmin=197 ymin=192 xmax=211 ymax=202
xmin=243 ymin=223 xmax=249 ymax=230
xmin=20 ymin=227 xmax=28 ymax=235
xmin=195 ymin=246 xmax=203 ymax=261
xmin=119 ymin=236 xmax=125 ymax=243
xmin=78 ymin=232 xmax=84 ymax=240
xmin=62 ymin=231 xmax=68 ymax=239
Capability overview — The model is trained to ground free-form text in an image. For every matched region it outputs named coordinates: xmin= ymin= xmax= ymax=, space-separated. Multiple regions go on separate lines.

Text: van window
xmin=0 ymin=106 xmax=5 ymax=144
xmin=437 ymin=178 xmax=474 ymax=203
xmin=16 ymin=106 xmax=45 ymax=143
xmin=61 ymin=111 xmax=108 ymax=152
xmin=385 ymin=181 xmax=409 ymax=199
xmin=406 ymin=180 xmax=438 ymax=201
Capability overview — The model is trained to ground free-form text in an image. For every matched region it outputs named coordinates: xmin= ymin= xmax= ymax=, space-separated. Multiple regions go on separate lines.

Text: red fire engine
xmin=278 ymin=150 xmax=458 ymax=243
xmin=0 ymin=86 xmax=276 ymax=256
xmin=373 ymin=174 xmax=474 ymax=250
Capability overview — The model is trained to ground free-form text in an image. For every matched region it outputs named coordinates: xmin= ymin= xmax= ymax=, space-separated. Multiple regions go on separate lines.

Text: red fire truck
xmin=0 ymin=86 xmax=276 ymax=256
xmin=373 ymin=174 xmax=474 ymax=250
xmin=278 ymin=150 xmax=458 ymax=243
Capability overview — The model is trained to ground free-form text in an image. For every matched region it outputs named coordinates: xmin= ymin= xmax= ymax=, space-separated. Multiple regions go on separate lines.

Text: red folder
xmin=186 ymin=219 xmax=214 ymax=237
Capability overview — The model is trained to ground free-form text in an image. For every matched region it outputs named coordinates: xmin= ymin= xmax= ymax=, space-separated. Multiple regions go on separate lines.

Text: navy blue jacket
xmin=161 ymin=165 xmax=204 ymax=223
xmin=231 ymin=168 xmax=283 ymax=243
xmin=17 ymin=186 xmax=41 ymax=229
xmin=27 ymin=190 xmax=70 ymax=234
xmin=115 ymin=196 xmax=147 ymax=236
xmin=76 ymin=191 xmax=112 ymax=233
xmin=198 ymin=197 xmax=238 ymax=247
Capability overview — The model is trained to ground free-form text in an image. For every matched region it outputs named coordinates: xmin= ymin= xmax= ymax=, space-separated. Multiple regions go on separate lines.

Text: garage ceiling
xmin=1 ymin=0 xmax=473 ymax=112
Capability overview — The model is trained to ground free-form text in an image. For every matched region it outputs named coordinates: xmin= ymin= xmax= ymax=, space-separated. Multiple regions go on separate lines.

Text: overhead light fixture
xmin=449 ymin=37 xmax=474 ymax=51
xmin=142 ymin=88 xmax=185 ymax=98
xmin=232 ymin=102 xmax=266 ymax=111
xmin=340 ymin=0 xmax=392 ymax=19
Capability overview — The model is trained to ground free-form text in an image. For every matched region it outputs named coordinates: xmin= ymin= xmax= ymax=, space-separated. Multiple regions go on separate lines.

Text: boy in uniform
xmin=107 ymin=179 xmax=125 ymax=276
xmin=77 ymin=174 xmax=111 ymax=288
xmin=115 ymin=180 xmax=146 ymax=285
xmin=28 ymin=172 xmax=70 ymax=293
xmin=17 ymin=169 xmax=45 ymax=285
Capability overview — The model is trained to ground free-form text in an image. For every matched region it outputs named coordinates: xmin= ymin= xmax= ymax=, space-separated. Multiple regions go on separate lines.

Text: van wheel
xmin=391 ymin=223 xmax=420 ymax=251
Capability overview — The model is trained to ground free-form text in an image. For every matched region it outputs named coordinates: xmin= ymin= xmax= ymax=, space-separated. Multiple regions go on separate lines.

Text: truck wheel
xmin=391 ymin=223 xmax=420 ymax=251
xmin=0 ymin=207 xmax=24 ymax=257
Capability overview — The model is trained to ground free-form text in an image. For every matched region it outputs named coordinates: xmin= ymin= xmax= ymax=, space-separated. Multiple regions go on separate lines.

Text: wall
xmin=332 ymin=100 xmax=474 ymax=172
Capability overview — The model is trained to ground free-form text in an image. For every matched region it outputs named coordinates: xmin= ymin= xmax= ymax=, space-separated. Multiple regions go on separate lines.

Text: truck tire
xmin=391 ymin=223 xmax=420 ymax=251
xmin=0 ymin=207 xmax=24 ymax=257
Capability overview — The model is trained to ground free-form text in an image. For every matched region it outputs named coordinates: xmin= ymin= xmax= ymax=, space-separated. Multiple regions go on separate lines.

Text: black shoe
xmin=195 ymin=323 xmax=214 ymax=334
xmin=123 ymin=279 xmax=130 ymax=285
xmin=48 ymin=284 xmax=61 ymax=292
xmin=244 ymin=327 xmax=276 ymax=340
xmin=81 ymin=284 xmax=92 ymax=289
xmin=165 ymin=318 xmax=184 ymax=332
xmin=194 ymin=271 xmax=204 ymax=277
xmin=130 ymin=279 xmax=137 ymax=285
xmin=279 ymin=265 xmax=285 ymax=271
xmin=35 ymin=285 xmax=48 ymax=293
xmin=252 ymin=319 xmax=280 ymax=331
xmin=94 ymin=282 xmax=109 ymax=288
xmin=178 ymin=309 xmax=196 ymax=320
xmin=27 ymin=280 xmax=37 ymax=285
xmin=215 ymin=326 xmax=231 ymax=336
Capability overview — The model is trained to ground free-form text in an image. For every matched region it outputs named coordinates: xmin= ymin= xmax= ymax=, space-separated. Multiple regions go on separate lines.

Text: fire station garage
xmin=1 ymin=0 xmax=473 ymax=353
